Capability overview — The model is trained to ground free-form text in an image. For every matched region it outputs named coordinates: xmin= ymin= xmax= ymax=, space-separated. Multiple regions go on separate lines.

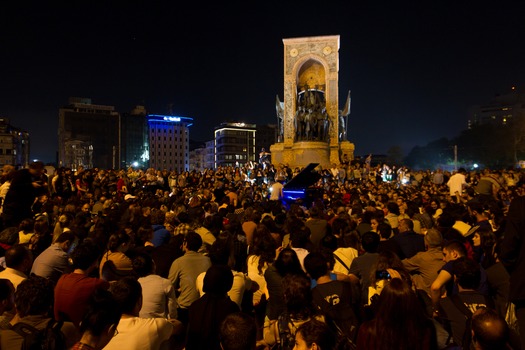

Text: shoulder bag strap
xmin=333 ymin=252 xmax=350 ymax=273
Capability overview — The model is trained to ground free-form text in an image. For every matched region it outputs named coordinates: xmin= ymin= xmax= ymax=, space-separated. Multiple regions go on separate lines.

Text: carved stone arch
xmin=292 ymin=54 xmax=331 ymax=113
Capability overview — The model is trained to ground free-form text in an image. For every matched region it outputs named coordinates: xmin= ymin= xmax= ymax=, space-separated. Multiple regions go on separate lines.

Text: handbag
xmin=505 ymin=302 xmax=519 ymax=335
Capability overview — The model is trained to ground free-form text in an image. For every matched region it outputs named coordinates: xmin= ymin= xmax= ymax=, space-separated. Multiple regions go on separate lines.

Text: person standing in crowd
xmin=2 ymin=161 xmax=46 ymax=229
xmin=447 ymin=168 xmax=467 ymax=203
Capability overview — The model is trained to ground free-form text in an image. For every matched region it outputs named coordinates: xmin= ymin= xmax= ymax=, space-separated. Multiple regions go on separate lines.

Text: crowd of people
xmin=0 ymin=159 xmax=523 ymax=349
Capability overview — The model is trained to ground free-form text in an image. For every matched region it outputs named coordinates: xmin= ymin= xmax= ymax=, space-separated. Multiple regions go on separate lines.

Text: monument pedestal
xmin=339 ymin=141 xmax=355 ymax=163
xmin=270 ymin=141 xmax=354 ymax=168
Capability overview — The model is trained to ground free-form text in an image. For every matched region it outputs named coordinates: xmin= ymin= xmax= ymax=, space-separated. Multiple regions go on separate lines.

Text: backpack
xmin=311 ymin=281 xmax=359 ymax=343
xmin=449 ymin=294 xmax=474 ymax=350
xmin=11 ymin=319 xmax=66 ymax=350
xmin=326 ymin=318 xmax=357 ymax=350
xmin=277 ymin=312 xmax=296 ymax=350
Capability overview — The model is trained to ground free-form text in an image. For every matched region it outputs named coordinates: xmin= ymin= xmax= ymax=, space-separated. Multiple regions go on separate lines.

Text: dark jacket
xmin=500 ymin=196 xmax=525 ymax=303
xmin=391 ymin=231 xmax=425 ymax=260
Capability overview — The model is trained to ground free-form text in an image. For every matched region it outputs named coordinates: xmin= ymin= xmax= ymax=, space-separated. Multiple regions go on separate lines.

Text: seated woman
xmin=99 ymin=231 xmax=133 ymax=279
xmin=357 ymin=278 xmax=438 ymax=350
xmin=264 ymin=248 xmax=306 ymax=321
xmin=263 ymin=273 xmax=325 ymax=349
xmin=367 ymin=250 xmax=413 ymax=307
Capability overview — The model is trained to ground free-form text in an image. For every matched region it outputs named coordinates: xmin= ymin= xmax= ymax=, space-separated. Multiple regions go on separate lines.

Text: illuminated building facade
xmin=147 ymin=114 xmax=193 ymax=172
xmin=0 ymin=118 xmax=30 ymax=167
xmin=214 ymin=122 xmax=256 ymax=168
xmin=58 ymin=97 xmax=120 ymax=170
xmin=204 ymin=140 xmax=215 ymax=170
xmin=121 ymin=105 xmax=149 ymax=169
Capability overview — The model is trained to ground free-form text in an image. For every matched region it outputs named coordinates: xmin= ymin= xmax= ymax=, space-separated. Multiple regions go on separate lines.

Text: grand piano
xmin=282 ymin=163 xmax=323 ymax=207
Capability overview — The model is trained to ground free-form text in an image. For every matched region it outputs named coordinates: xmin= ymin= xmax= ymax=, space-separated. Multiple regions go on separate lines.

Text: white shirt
xmin=103 ymin=317 xmax=174 ymax=350
xmin=269 ymin=182 xmax=283 ymax=201
xmin=447 ymin=173 xmax=467 ymax=196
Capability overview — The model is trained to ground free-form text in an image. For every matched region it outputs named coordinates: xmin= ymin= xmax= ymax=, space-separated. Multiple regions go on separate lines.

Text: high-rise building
xmin=0 ymin=118 xmax=30 ymax=167
xmin=147 ymin=114 xmax=193 ymax=172
xmin=120 ymin=105 xmax=149 ymax=169
xmin=214 ymin=122 xmax=256 ymax=168
xmin=204 ymin=140 xmax=215 ymax=170
xmin=58 ymin=97 xmax=120 ymax=170
xmin=468 ymin=87 xmax=525 ymax=128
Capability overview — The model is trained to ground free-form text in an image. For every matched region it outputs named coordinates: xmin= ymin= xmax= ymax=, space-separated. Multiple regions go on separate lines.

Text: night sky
xmin=2 ymin=2 xmax=525 ymax=164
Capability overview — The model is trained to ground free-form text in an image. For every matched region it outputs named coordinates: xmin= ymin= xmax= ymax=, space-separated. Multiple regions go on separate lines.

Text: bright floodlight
xmin=132 ymin=162 xmax=139 ymax=167
xmin=473 ymin=163 xmax=478 ymax=168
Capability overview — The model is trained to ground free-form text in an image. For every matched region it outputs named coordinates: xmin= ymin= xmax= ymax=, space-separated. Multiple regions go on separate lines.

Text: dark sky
xmin=2 ymin=2 xmax=525 ymax=163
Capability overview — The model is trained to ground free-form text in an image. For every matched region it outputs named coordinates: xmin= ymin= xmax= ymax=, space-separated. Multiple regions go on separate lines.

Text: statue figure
xmin=304 ymin=108 xmax=314 ymax=140
xmin=338 ymin=90 xmax=351 ymax=141
xmin=321 ymin=109 xmax=330 ymax=141
xmin=275 ymin=95 xmax=284 ymax=142
xmin=294 ymin=106 xmax=306 ymax=141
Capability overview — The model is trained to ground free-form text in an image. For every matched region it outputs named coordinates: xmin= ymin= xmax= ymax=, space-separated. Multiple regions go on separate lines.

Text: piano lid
xmin=283 ymin=163 xmax=321 ymax=190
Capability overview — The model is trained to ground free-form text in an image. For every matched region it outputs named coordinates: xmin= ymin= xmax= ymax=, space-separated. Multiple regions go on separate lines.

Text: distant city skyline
xmin=2 ymin=2 xmax=524 ymax=163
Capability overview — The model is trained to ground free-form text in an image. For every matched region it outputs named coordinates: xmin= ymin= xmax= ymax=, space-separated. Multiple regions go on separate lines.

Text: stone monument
xmin=271 ymin=35 xmax=354 ymax=168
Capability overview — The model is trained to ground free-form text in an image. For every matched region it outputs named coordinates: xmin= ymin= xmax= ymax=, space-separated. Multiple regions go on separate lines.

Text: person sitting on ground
xmin=376 ymin=221 xmax=404 ymax=258
xmin=30 ymin=230 xmax=75 ymax=284
xmin=168 ymin=231 xmax=211 ymax=326
xmin=1 ymin=275 xmax=79 ymax=349
xmin=470 ymin=307 xmax=510 ymax=350
xmin=187 ymin=264 xmax=240 ymax=350
xmin=430 ymin=240 xmax=489 ymax=318
xmin=0 ymin=278 xmax=15 ymax=329
xmin=264 ymin=248 xmax=306 ymax=321
xmin=391 ymin=218 xmax=425 ymax=259
xmin=99 ymin=232 xmax=133 ymax=278
xmin=324 ymin=219 xmax=360 ymax=275
xmin=438 ymin=257 xmax=493 ymax=348
xmin=150 ymin=208 xmax=171 ymax=248
xmin=0 ymin=244 xmax=33 ymax=291
xmin=132 ymin=253 xmax=177 ymax=319
xmin=263 ymin=273 xmax=325 ymax=349
xmin=402 ymin=228 xmax=445 ymax=298
xmin=17 ymin=218 xmax=34 ymax=245
xmin=304 ymin=251 xmax=359 ymax=343
xmin=219 ymin=312 xmax=257 ymax=350
xmin=104 ymin=277 xmax=181 ymax=350
xmin=293 ymin=318 xmax=337 ymax=350
xmin=70 ymin=289 xmax=122 ymax=350
xmin=54 ymin=240 xmax=110 ymax=327
xmin=348 ymin=231 xmax=380 ymax=304
xmin=357 ymin=277 xmax=437 ymax=349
